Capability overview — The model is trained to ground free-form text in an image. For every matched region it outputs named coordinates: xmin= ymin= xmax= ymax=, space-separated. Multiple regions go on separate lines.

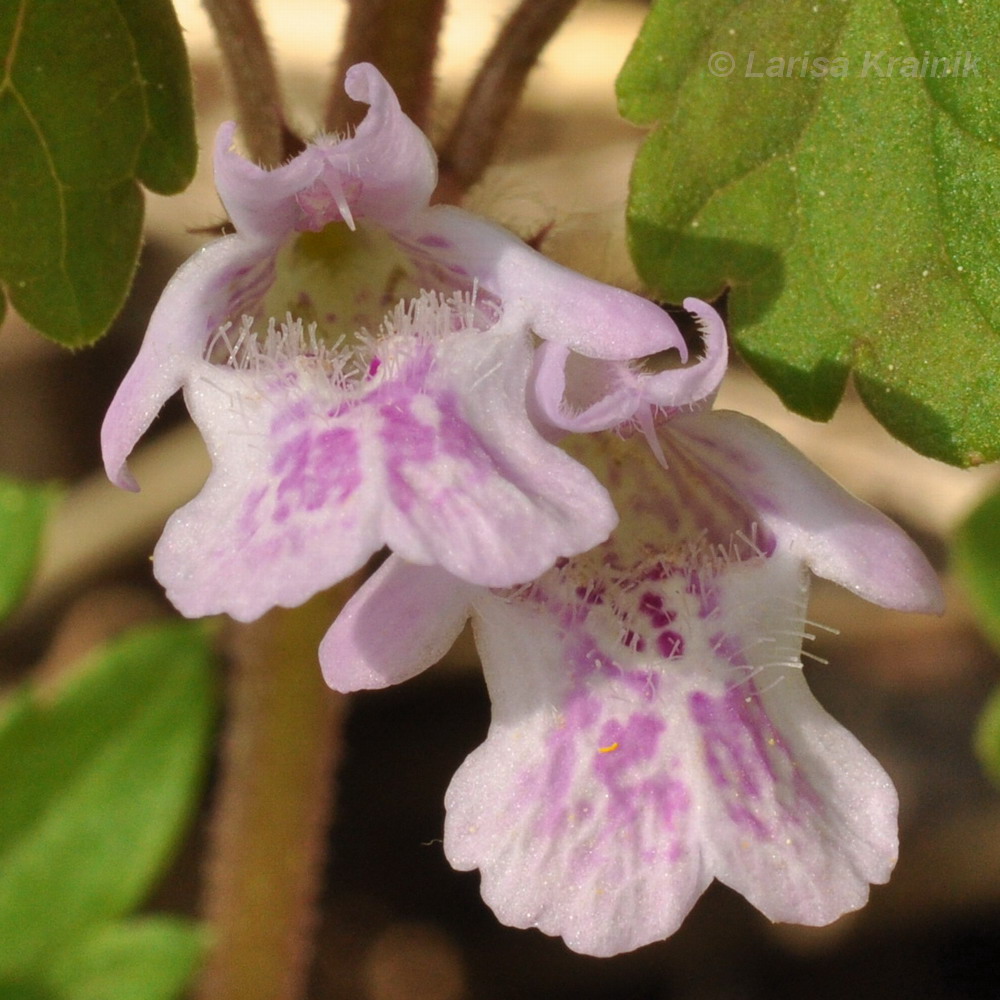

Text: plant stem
xmin=195 ymin=580 xmax=359 ymax=1000
xmin=436 ymin=0 xmax=581 ymax=202
xmin=202 ymin=0 xmax=302 ymax=166
xmin=325 ymin=0 xmax=447 ymax=132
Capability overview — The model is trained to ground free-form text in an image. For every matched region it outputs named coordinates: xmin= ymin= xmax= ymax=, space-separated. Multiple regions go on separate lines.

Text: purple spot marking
xmin=238 ymin=486 xmax=268 ymax=538
xmin=621 ymin=629 xmax=646 ymax=653
xmin=380 ymin=399 xmax=434 ymax=513
xmin=532 ymin=684 xmax=602 ymax=837
xmin=576 ymin=584 xmax=605 ymax=606
xmin=271 ymin=425 xmax=361 ymax=523
xmin=690 ymin=689 xmax=770 ymax=797
xmin=688 ymin=685 xmax=817 ymax=839
xmin=530 ymin=630 xmax=671 ymax=842
xmin=595 ymin=714 xmax=662 ymax=775
xmin=759 ymin=530 xmax=778 ymax=557
xmin=437 ymin=395 xmax=480 ymax=454
xmin=416 ymin=233 xmax=453 ymax=249
xmin=379 ymin=388 xmax=492 ymax=514
xmin=656 ymin=630 xmax=685 ymax=659
xmin=639 ymin=591 xmax=677 ymax=629
xmin=593 ymin=713 xmax=689 ymax=830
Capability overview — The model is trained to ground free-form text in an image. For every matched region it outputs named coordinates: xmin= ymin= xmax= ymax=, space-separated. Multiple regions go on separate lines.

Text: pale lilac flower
xmin=322 ymin=307 xmax=943 ymax=956
xmin=101 ymin=63 xmax=687 ymax=621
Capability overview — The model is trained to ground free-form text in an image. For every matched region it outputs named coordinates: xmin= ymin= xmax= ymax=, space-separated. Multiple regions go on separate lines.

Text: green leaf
xmin=0 ymin=477 xmax=58 ymax=622
xmin=620 ymin=0 xmax=1000 ymax=467
xmin=954 ymin=488 xmax=1000 ymax=784
xmin=0 ymin=981 xmax=51 ymax=1000
xmin=39 ymin=919 xmax=204 ymax=1000
xmin=0 ymin=0 xmax=196 ymax=346
xmin=0 ymin=919 xmax=204 ymax=1000
xmin=0 ymin=622 xmax=216 ymax=977
xmin=974 ymin=686 xmax=1000 ymax=789
xmin=954 ymin=487 xmax=1000 ymax=651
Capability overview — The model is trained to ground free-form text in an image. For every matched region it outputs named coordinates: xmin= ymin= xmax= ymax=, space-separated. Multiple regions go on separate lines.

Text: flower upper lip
xmin=102 ymin=63 xmax=686 ymax=495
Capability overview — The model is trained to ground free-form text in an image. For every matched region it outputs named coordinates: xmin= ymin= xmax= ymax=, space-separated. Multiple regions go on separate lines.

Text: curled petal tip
xmin=343 ymin=62 xmax=382 ymax=101
xmin=110 ymin=464 xmax=140 ymax=493
xmin=639 ymin=298 xmax=728 ymax=410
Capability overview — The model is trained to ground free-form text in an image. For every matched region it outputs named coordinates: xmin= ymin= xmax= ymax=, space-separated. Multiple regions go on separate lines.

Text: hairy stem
xmin=202 ymin=0 xmax=301 ymax=166
xmin=325 ymin=0 xmax=447 ymax=132
xmin=195 ymin=580 xmax=359 ymax=1000
xmin=437 ymin=0 xmax=581 ymax=202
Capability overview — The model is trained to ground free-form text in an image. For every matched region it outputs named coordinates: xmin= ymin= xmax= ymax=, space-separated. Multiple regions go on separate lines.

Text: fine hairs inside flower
xmin=504 ymin=515 xmax=801 ymax=678
xmin=205 ymin=287 xmax=491 ymax=400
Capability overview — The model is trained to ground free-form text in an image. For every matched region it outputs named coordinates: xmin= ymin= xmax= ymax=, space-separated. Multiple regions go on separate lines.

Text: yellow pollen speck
xmin=598 ymin=742 xmax=620 ymax=754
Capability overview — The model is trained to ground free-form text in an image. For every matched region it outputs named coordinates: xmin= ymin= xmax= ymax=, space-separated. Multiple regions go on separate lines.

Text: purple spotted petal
xmin=682 ymin=547 xmax=898 ymax=926
xmin=445 ymin=536 xmax=898 ymax=956
xmin=154 ymin=321 xmax=618 ymax=619
xmin=153 ymin=361 xmax=383 ymax=621
xmin=667 ymin=410 xmax=944 ymax=614
xmin=320 ymin=556 xmax=474 ymax=691
xmin=371 ymin=327 xmax=618 ymax=585
xmin=445 ymin=594 xmax=709 ymax=956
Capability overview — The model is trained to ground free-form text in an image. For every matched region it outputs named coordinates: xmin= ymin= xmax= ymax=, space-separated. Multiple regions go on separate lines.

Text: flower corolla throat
xmin=206 ymin=287 xmax=493 ymax=403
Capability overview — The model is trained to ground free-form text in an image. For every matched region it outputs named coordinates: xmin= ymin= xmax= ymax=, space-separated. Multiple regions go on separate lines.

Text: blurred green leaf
xmin=0 ymin=981 xmax=51 ymax=1000
xmin=0 ymin=919 xmax=203 ymax=1000
xmin=40 ymin=919 xmax=204 ymax=1000
xmin=954 ymin=488 xmax=1000 ymax=649
xmin=954 ymin=488 xmax=1000 ymax=783
xmin=974 ymin=686 xmax=1000 ymax=789
xmin=0 ymin=0 xmax=196 ymax=346
xmin=0 ymin=622 xmax=215 ymax=977
xmin=619 ymin=0 xmax=1000 ymax=467
xmin=0 ymin=477 xmax=58 ymax=622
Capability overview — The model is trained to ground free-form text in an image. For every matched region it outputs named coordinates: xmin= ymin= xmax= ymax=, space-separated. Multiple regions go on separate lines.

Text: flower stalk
xmin=326 ymin=0 xmax=446 ymax=132
xmin=195 ymin=580 xmax=359 ymax=1000
xmin=437 ymin=0 xmax=582 ymax=202
xmin=203 ymin=0 xmax=301 ymax=166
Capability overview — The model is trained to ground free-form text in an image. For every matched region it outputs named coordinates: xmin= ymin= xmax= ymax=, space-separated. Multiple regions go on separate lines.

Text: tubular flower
xmin=101 ymin=63 xmax=690 ymax=621
xmin=322 ymin=306 xmax=943 ymax=956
